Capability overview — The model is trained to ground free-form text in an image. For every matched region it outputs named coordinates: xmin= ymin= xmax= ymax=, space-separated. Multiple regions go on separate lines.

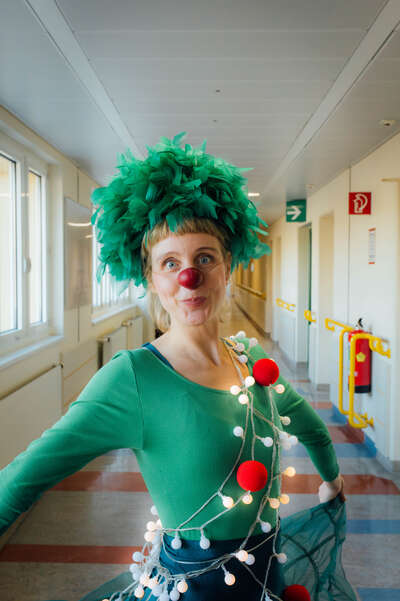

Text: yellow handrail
xmin=304 ymin=310 xmax=316 ymax=323
xmin=236 ymin=283 xmax=266 ymax=300
xmin=275 ymin=298 xmax=296 ymax=312
xmin=325 ymin=318 xmax=391 ymax=429
xmin=324 ymin=318 xmax=353 ymax=418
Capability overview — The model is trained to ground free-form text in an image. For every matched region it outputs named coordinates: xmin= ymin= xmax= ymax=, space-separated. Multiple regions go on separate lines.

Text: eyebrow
xmin=156 ymin=246 xmax=219 ymax=263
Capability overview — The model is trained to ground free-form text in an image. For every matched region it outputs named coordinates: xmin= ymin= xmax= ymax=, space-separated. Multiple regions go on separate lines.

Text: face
xmin=149 ymin=232 xmax=231 ymax=327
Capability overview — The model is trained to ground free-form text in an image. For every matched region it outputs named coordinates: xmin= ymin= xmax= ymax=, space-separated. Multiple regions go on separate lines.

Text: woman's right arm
xmin=0 ymin=350 xmax=143 ymax=535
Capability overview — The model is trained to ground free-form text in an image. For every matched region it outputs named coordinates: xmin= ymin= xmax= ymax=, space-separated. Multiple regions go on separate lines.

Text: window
xmin=91 ymin=207 xmax=134 ymax=317
xmin=0 ymin=135 xmax=49 ymax=355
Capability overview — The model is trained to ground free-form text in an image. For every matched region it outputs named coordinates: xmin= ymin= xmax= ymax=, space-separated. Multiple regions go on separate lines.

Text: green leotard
xmin=0 ymin=337 xmax=339 ymax=541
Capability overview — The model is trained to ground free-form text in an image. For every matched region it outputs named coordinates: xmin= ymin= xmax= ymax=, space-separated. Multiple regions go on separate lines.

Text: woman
xmin=0 ymin=133 xmax=352 ymax=601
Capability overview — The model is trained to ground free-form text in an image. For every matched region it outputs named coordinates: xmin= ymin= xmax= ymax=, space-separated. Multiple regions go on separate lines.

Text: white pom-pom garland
xmin=132 ymin=551 xmax=144 ymax=562
xmin=248 ymin=337 xmax=258 ymax=348
xmin=147 ymin=520 xmax=157 ymax=531
xmin=260 ymin=520 xmax=272 ymax=533
xmin=245 ymin=553 xmax=256 ymax=565
xmin=261 ymin=436 xmax=273 ymax=447
xmin=238 ymin=354 xmax=248 ymax=363
xmin=171 ymin=534 xmax=182 ymax=549
xmin=224 ymin=571 xmax=236 ymax=586
xmin=280 ymin=416 xmax=291 ymax=426
xmin=221 ymin=494 xmax=234 ymax=509
xmin=284 ymin=466 xmax=296 ymax=477
xmin=269 ymin=498 xmax=280 ymax=509
xmin=277 ymin=552 xmax=288 ymax=564
xmin=177 ymin=580 xmax=188 ymax=593
xmin=159 ymin=593 xmax=169 ymax=601
xmin=233 ymin=426 xmax=244 ymax=437
xmin=235 ymin=549 xmax=248 ymax=562
xmin=238 ymin=393 xmax=249 ymax=405
xmin=242 ymin=493 xmax=253 ymax=504
xmin=200 ymin=532 xmax=211 ymax=549
xmin=235 ymin=330 xmax=246 ymax=338
xmin=170 ymin=588 xmax=180 ymax=600
xmin=150 ymin=505 xmax=158 ymax=515
xmin=280 ymin=493 xmax=290 ymax=505
xmin=134 ymin=585 xmax=145 ymax=598
xmin=235 ymin=342 xmax=245 ymax=352
xmin=244 ymin=375 xmax=255 ymax=387
xmin=274 ymin=384 xmax=285 ymax=394
xmin=230 ymin=384 xmax=241 ymax=396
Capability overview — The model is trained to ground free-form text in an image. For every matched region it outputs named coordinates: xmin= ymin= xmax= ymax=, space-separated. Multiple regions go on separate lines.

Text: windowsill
xmin=0 ymin=334 xmax=64 ymax=371
xmin=91 ymin=302 xmax=137 ymax=325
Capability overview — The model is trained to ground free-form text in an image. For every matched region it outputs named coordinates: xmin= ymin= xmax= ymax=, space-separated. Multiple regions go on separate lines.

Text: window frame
xmin=0 ymin=132 xmax=50 ymax=355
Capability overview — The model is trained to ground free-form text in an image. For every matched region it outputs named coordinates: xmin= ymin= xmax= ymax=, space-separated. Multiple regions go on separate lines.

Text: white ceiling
xmin=1 ymin=0 xmax=400 ymax=223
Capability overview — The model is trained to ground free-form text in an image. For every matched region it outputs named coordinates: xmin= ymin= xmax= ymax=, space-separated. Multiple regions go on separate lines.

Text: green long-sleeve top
xmin=0 ymin=337 xmax=339 ymax=540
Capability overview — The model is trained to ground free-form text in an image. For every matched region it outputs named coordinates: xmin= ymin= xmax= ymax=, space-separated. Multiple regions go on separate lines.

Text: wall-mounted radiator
xmin=0 ymin=363 xmax=63 ymax=470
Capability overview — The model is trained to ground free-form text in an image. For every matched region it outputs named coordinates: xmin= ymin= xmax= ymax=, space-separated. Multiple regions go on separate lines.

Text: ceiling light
xmin=248 ymin=193 xmax=260 ymax=197
xmin=379 ymin=119 xmax=396 ymax=127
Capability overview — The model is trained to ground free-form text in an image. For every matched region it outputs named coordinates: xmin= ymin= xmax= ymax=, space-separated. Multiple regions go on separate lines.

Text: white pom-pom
xmin=134 ymin=585 xmax=145 ymax=598
xmin=245 ymin=553 xmax=256 ymax=565
xmin=279 ymin=430 xmax=290 ymax=441
xmin=277 ymin=552 xmax=288 ymax=564
xmin=148 ymin=577 xmax=158 ymax=589
xmin=244 ymin=375 xmax=255 ymax=388
xmin=224 ymin=572 xmax=236 ymax=586
xmin=289 ymin=435 xmax=298 ymax=446
xmin=200 ymin=533 xmax=210 ymax=549
xmin=169 ymin=588 xmax=180 ymax=601
xmin=284 ymin=466 xmax=296 ymax=477
xmin=230 ymin=384 xmax=241 ymax=396
xmin=282 ymin=441 xmax=292 ymax=450
xmin=233 ymin=426 xmax=244 ymax=437
xmin=144 ymin=530 xmax=155 ymax=542
xmin=242 ymin=493 xmax=253 ymax=504
xmin=262 ymin=436 xmax=273 ymax=447
xmin=147 ymin=520 xmax=157 ymax=531
xmin=177 ymin=580 xmax=188 ymax=593
xmin=238 ymin=393 xmax=249 ymax=405
xmin=152 ymin=584 xmax=163 ymax=595
xmin=280 ymin=493 xmax=290 ymax=505
xmin=235 ymin=342 xmax=245 ymax=352
xmin=171 ymin=534 xmax=182 ymax=549
xmin=275 ymin=384 xmax=285 ymax=394
xmin=222 ymin=495 xmax=234 ymax=509
xmin=249 ymin=337 xmax=258 ymax=348
xmin=235 ymin=330 xmax=246 ymax=338
xmin=129 ymin=564 xmax=141 ymax=577
xmin=260 ymin=520 xmax=272 ymax=533
xmin=132 ymin=551 xmax=144 ymax=562
xmin=156 ymin=518 xmax=162 ymax=528
xmin=238 ymin=354 xmax=248 ymax=363
xmin=140 ymin=572 xmax=150 ymax=586
xmin=236 ymin=549 xmax=248 ymax=562
xmin=280 ymin=416 xmax=291 ymax=426
xmin=159 ymin=593 xmax=169 ymax=601
xmin=269 ymin=498 xmax=280 ymax=509
xmin=150 ymin=505 xmax=158 ymax=515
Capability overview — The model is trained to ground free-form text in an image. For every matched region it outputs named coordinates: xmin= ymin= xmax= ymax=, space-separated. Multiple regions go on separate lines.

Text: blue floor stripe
xmin=315 ymin=408 xmax=344 ymax=423
xmin=282 ymin=443 xmax=376 ymax=458
xmin=347 ymin=519 xmax=400 ymax=534
xmin=357 ymin=589 xmax=400 ymax=600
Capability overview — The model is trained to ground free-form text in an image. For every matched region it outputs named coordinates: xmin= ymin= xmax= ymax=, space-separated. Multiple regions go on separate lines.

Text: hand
xmin=318 ymin=475 xmax=346 ymax=503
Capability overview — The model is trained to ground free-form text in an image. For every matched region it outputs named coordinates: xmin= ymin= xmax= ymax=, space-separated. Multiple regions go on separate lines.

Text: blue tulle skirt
xmin=70 ymin=497 xmax=357 ymax=601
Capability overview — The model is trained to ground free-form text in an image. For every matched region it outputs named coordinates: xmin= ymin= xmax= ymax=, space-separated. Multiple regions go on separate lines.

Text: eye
xmin=163 ymin=258 xmax=178 ymax=270
xmin=198 ymin=254 xmax=213 ymax=265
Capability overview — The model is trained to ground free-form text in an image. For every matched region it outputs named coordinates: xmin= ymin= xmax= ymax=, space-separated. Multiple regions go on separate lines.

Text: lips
xmin=182 ymin=296 xmax=206 ymax=305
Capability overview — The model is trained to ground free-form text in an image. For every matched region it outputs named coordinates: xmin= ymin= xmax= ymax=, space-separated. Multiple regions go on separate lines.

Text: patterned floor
xmin=1 ymin=302 xmax=399 ymax=600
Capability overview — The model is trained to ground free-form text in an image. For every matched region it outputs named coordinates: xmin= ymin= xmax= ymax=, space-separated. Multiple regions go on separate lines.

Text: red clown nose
xmin=236 ymin=460 xmax=268 ymax=492
xmin=282 ymin=585 xmax=311 ymax=601
xmin=252 ymin=358 xmax=280 ymax=386
xmin=177 ymin=267 xmax=204 ymax=289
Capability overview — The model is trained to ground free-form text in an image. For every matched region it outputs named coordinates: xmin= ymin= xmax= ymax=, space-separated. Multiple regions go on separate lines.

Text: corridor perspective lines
xmin=0 ymin=303 xmax=399 ymax=601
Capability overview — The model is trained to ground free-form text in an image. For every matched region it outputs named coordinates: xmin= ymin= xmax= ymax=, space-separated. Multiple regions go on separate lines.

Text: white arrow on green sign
xmin=286 ymin=199 xmax=306 ymax=222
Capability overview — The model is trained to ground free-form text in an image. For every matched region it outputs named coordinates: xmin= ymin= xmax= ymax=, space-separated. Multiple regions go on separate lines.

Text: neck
xmin=163 ymin=318 xmax=229 ymax=367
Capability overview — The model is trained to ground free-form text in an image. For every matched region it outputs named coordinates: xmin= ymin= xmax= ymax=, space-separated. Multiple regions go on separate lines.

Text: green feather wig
xmin=91 ymin=132 xmax=271 ymax=295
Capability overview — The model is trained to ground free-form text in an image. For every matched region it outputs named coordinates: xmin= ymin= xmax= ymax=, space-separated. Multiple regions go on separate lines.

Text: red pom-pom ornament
xmin=252 ymin=358 xmax=280 ymax=386
xmin=282 ymin=584 xmax=311 ymax=601
xmin=177 ymin=268 xmax=204 ymax=289
xmin=236 ymin=460 xmax=268 ymax=492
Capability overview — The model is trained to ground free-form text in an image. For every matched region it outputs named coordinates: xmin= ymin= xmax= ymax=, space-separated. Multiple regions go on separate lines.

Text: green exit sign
xmin=286 ymin=199 xmax=306 ymax=222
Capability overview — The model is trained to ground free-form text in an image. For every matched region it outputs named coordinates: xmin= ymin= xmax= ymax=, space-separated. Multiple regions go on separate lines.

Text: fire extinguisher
xmin=347 ymin=318 xmax=371 ymax=393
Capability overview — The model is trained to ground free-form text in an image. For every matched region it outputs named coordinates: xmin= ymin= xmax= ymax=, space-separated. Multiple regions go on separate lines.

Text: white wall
xmin=268 ymin=132 xmax=400 ymax=466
